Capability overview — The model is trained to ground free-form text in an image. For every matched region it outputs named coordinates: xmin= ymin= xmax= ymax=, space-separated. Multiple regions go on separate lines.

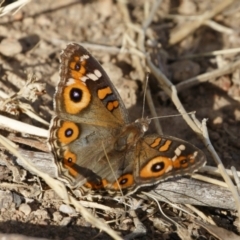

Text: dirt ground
xmin=0 ymin=0 xmax=240 ymax=239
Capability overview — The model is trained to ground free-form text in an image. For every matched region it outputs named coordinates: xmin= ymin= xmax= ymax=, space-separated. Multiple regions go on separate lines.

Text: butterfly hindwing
xmin=134 ymin=134 xmax=205 ymax=186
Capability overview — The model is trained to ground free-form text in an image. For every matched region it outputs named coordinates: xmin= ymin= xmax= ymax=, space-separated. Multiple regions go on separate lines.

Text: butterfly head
xmin=135 ymin=117 xmax=151 ymax=133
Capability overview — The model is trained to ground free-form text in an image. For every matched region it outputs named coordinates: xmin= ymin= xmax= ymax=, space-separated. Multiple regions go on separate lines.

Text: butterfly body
xmin=48 ymin=43 xmax=206 ymax=196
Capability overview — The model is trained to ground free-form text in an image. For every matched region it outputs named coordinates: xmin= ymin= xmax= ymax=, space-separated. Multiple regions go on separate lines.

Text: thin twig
xmin=146 ymin=88 xmax=163 ymax=134
xmin=142 ymin=0 xmax=162 ymax=30
xmin=177 ymin=48 xmax=240 ymax=60
xmin=204 ymin=20 xmax=234 ymax=34
xmin=231 ymin=166 xmax=240 ymax=194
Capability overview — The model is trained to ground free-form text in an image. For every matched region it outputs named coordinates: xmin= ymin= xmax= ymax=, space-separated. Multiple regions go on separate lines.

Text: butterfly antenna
xmin=141 ymin=72 xmax=149 ymax=119
xmin=148 ymin=111 xmax=196 ymax=121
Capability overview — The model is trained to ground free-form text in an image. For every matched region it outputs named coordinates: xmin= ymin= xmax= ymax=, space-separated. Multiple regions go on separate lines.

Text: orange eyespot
xmin=62 ymin=150 xmax=78 ymax=177
xmin=111 ymin=174 xmax=134 ymax=190
xmin=173 ymin=155 xmax=195 ymax=168
xmin=140 ymin=156 xmax=173 ymax=179
xmin=57 ymin=121 xmax=80 ymax=144
xmin=63 ymin=80 xmax=91 ymax=114
xmin=84 ymin=179 xmax=108 ymax=190
xmin=69 ymin=58 xmax=87 ymax=79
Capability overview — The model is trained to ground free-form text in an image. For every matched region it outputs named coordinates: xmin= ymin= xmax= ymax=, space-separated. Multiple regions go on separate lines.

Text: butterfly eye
xmin=70 ymin=88 xmax=82 ymax=102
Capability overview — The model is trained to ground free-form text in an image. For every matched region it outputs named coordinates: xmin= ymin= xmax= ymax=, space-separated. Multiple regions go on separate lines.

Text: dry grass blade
xmin=192 ymin=174 xmax=228 ymax=188
xmin=204 ymin=20 xmax=234 ymax=34
xmin=231 ymin=166 xmax=240 ymax=193
xmin=0 ymin=115 xmax=48 ymax=138
xmin=0 ymin=0 xmax=31 ymax=17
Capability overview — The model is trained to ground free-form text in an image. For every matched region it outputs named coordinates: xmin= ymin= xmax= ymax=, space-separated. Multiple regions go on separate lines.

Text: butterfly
xmin=48 ymin=43 xmax=206 ymax=196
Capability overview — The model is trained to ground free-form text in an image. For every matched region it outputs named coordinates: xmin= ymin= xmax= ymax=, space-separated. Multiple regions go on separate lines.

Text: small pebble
xmin=234 ymin=109 xmax=240 ymax=121
xmin=96 ymin=0 xmax=113 ymax=17
xmin=12 ymin=192 xmax=22 ymax=207
xmin=22 ymin=17 xmax=34 ymax=26
xmin=0 ymin=38 xmax=22 ymax=56
xmin=59 ymin=204 xmax=76 ymax=215
xmin=34 ymin=209 xmax=49 ymax=220
xmin=19 ymin=203 xmax=31 ymax=215
xmin=213 ymin=116 xmax=223 ymax=125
